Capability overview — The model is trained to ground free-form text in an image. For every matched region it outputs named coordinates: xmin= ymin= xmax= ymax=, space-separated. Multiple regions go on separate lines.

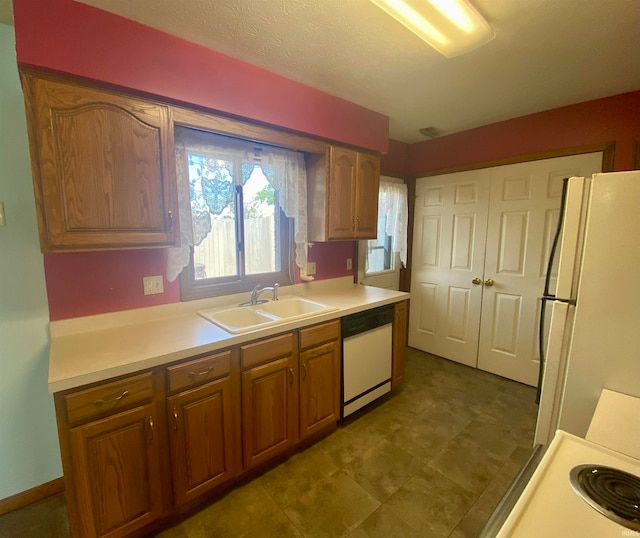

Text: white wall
xmin=0 ymin=23 xmax=62 ymax=499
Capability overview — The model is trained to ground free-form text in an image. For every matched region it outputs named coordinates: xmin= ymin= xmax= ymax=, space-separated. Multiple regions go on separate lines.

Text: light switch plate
xmin=306 ymin=262 xmax=317 ymax=275
xmin=143 ymin=275 xmax=164 ymax=295
xmin=346 ymin=258 xmax=353 ymax=270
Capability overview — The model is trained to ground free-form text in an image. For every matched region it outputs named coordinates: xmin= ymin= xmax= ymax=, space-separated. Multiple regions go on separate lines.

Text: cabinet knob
xmin=484 ymin=278 xmax=494 ymax=287
xmin=148 ymin=416 xmax=154 ymax=442
xmin=173 ymin=408 xmax=178 ymax=431
xmin=302 ymin=362 xmax=308 ymax=380
xmin=167 ymin=210 xmax=174 ymax=232
xmin=289 ymin=367 xmax=294 ymax=385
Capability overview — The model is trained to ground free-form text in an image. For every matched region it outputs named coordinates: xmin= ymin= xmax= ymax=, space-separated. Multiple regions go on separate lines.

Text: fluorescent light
xmin=370 ymin=0 xmax=494 ymax=58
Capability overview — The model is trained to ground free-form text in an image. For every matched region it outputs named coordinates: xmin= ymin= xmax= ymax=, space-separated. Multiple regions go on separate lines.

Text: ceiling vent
xmin=419 ymin=126 xmax=446 ymax=139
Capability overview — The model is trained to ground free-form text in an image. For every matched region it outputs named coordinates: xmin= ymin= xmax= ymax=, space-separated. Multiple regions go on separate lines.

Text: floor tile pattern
xmin=0 ymin=349 xmax=538 ymax=537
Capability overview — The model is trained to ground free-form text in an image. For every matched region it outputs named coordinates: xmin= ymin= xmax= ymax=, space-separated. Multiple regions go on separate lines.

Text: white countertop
xmin=496 ymin=430 xmax=640 ymax=537
xmin=48 ymin=278 xmax=409 ymax=393
xmin=586 ymin=388 xmax=640 ymax=459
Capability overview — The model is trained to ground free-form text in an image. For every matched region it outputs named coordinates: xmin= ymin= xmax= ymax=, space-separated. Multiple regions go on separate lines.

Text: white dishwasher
xmin=341 ymin=304 xmax=394 ymax=417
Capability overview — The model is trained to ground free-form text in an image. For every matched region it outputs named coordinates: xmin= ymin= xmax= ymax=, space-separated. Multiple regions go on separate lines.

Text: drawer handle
xmin=302 ymin=362 xmax=308 ymax=380
xmin=148 ymin=416 xmax=154 ymax=442
xmin=94 ymin=390 xmax=129 ymax=407
xmin=188 ymin=367 xmax=214 ymax=378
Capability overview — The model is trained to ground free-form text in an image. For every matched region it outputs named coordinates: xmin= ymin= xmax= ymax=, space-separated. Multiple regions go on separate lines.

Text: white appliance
xmin=341 ymin=304 xmax=394 ymax=417
xmin=535 ymin=171 xmax=640 ymax=446
xmin=496 ymin=430 xmax=640 ymax=536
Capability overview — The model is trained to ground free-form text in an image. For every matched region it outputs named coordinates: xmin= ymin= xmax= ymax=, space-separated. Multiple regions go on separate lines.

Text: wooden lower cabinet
xmin=54 ymin=316 xmax=398 ymax=536
xmin=299 ymin=322 xmax=341 ymax=440
xmin=392 ymin=300 xmax=409 ymax=389
xmin=241 ymin=355 xmax=299 ymax=470
xmin=167 ymin=376 xmax=237 ymax=506
xmin=68 ymin=402 xmax=164 ymax=538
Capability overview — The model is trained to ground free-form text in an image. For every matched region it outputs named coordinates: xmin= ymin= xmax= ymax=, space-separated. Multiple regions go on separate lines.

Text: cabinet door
xmin=299 ymin=340 xmax=340 ymax=440
xmin=168 ymin=377 xmax=237 ymax=506
xmin=21 ymin=72 xmax=177 ymax=251
xmin=69 ymin=403 xmax=163 ymax=538
xmin=392 ymin=300 xmax=408 ymax=389
xmin=327 ymin=146 xmax=357 ymax=239
xmin=354 ymin=152 xmax=380 ymax=239
xmin=242 ymin=356 xmax=298 ymax=469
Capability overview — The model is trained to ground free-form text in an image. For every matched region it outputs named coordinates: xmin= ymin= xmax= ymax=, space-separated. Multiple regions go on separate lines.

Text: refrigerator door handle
xmin=541 ymin=295 xmax=576 ymax=306
xmin=537 ymin=178 xmax=571 ymax=403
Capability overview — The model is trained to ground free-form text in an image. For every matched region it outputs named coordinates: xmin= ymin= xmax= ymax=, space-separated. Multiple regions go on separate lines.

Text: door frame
xmin=403 ymin=142 xmax=615 ymax=294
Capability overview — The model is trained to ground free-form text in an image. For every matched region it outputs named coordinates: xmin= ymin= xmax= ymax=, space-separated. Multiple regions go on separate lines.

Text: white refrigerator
xmin=534 ymin=170 xmax=640 ymax=446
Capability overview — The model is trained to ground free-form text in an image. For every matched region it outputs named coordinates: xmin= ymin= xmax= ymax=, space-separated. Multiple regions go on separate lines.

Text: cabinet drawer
xmin=299 ymin=320 xmax=340 ymax=350
xmin=64 ymin=372 xmax=154 ymax=424
xmin=167 ymin=350 xmax=232 ymax=393
xmin=241 ymin=333 xmax=294 ymax=369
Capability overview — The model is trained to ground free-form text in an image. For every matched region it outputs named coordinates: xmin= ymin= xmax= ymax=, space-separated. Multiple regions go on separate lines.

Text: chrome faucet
xmin=243 ymin=283 xmax=279 ymax=306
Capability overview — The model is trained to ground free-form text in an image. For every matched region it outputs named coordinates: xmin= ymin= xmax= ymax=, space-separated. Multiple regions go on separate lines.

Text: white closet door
xmin=409 ymin=169 xmax=491 ymax=367
xmin=409 ymin=152 xmax=603 ymax=385
xmin=477 ymin=153 xmax=603 ymax=385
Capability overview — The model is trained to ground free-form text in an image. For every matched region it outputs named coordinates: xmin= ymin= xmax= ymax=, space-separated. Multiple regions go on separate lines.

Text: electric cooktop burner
xmin=569 ymin=464 xmax=640 ymax=532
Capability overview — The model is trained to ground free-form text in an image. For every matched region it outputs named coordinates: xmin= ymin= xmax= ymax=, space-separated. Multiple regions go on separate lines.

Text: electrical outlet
xmin=143 ymin=275 xmax=164 ymax=295
xmin=306 ymin=262 xmax=317 ymax=275
xmin=346 ymin=258 xmax=353 ymax=270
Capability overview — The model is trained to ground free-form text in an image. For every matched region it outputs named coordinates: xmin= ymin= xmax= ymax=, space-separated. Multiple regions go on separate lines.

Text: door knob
xmin=472 ymin=277 xmax=482 ymax=285
xmin=484 ymin=278 xmax=494 ymax=287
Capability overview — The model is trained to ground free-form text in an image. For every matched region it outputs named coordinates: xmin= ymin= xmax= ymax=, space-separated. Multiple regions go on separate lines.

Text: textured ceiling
xmin=15 ymin=1 xmax=640 ymax=142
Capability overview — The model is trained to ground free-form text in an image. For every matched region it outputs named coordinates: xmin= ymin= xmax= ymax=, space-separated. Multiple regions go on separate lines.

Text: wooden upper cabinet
xmin=20 ymin=71 xmax=178 ymax=251
xmin=307 ymin=145 xmax=380 ymax=241
xmin=354 ymin=152 xmax=381 ymax=238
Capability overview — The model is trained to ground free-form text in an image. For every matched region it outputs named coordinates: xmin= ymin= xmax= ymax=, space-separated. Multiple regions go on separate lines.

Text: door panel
xmin=409 ymin=170 xmax=490 ymax=367
xmin=168 ymin=377 xmax=236 ymax=506
xmin=69 ymin=403 xmax=163 ymax=538
xmin=410 ymin=151 xmax=603 ymax=384
xmin=477 ymin=153 xmax=603 ymax=385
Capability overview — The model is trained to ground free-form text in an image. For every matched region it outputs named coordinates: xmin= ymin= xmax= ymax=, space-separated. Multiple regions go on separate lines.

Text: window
xmin=364 ymin=180 xmax=408 ymax=276
xmin=168 ymin=127 xmax=308 ymax=300
xmin=366 ymin=213 xmax=394 ymax=274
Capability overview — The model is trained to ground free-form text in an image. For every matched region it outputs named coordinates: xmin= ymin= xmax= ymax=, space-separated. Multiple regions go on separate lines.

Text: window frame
xmin=180 ymin=210 xmax=294 ymax=301
xmin=178 ymin=140 xmax=294 ymax=301
xmin=171 ymin=108 xmax=329 ymax=302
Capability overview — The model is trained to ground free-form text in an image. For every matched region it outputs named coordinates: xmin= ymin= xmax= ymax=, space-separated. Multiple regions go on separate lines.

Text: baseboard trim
xmin=0 ymin=477 xmax=65 ymax=517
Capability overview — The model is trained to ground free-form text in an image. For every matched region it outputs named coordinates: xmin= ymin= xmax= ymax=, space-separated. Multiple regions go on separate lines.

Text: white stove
xmin=496 ymin=431 xmax=640 ymax=536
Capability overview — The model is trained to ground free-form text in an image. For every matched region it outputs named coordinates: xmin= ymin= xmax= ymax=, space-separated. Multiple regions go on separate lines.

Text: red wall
xmin=13 ymin=0 xmax=380 ymax=320
xmin=381 ymin=139 xmax=409 ymax=178
xmin=408 ymin=91 xmax=640 ymax=175
xmin=13 ymin=0 xmax=388 ymax=153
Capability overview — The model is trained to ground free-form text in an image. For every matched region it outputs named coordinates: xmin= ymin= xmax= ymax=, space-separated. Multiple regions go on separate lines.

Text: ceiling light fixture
xmin=370 ymin=0 xmax=494 ymax=58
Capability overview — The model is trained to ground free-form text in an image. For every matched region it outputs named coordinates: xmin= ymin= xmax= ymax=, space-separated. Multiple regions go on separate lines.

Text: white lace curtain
xmin=379 ymin=180 xmax=408 ymax=267
xmin=166 ymin=128 xmax=309 ymax=282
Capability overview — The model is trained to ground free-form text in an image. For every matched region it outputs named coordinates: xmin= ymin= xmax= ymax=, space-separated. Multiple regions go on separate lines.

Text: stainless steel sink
xmin=198 ymin=295 xmax=337 ymax=334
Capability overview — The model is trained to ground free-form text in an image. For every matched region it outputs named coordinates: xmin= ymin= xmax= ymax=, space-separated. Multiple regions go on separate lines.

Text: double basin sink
xmin=198 ymin=295 xmax=338 ymax=334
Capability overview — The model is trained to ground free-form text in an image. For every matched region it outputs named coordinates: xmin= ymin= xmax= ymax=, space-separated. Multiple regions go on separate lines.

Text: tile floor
xmin=0 ymin=348 xmax=538 ymax=537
